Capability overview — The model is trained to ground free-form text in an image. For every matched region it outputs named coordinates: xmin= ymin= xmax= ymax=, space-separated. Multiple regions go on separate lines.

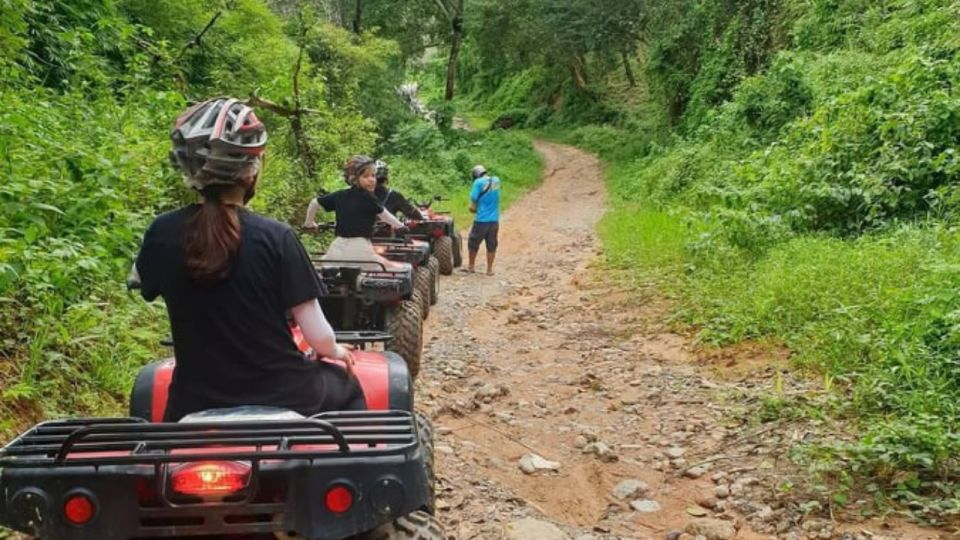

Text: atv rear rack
xmin=333 ymin=330 xmax=393 ymax=344
xmin=0 ymin=410 xmax=417 ymax=468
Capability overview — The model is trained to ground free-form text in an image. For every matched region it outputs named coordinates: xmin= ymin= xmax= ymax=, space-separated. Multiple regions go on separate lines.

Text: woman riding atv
xmin=133 ymin=97 xmax=364 ymax=421
xmin=302 ymin=155 xmax=407 ymax=264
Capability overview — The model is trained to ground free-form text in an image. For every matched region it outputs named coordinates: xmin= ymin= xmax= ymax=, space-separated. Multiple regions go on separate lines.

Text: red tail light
xmin=325 ymin=485 xmax=354 ymax=513
xmin=64 ymin=493 xmax=95 ymax=525
xmin=170 ymin=461 xmax=251 ymax=496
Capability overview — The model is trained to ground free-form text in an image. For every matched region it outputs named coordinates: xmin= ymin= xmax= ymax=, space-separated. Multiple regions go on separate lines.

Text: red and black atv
xmin=0 ymin=330 xmax=443 ymax=540
xmin=371 ymin=238 xmax=438 ymax=320
xmin=310 ymin=223 xmax=438 ymax=321
xmin=309 ymin=253 xmax=425 ymax=379
xmin=399 ymin=196 xmax=462 ymax=276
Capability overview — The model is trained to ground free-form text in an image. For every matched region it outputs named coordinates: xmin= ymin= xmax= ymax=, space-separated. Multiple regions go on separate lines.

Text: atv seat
xmin=179 ymin=406 xmax=305 ymax=423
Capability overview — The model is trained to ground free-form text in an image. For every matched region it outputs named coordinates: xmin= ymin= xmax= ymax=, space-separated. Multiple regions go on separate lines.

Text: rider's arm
xmin=134 ymin=222 xmax=161 ymax=301
xmin=303 ymin=198 xmax=321 ymax=227
xmin=394 ymin=192 xmax=425 ymax=221
xmin=377 ymin=208 xmax=405 ymax=229
xmin=290 ymin=299 xmax=347 ymax=360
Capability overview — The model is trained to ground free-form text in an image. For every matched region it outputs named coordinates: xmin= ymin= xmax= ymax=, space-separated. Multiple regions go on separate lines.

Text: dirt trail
xmin=416 ymin=142 xmax=942 ymax=540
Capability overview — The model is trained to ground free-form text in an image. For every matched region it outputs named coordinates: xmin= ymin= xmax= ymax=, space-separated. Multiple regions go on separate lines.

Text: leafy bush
xmin=491 ymin=108 xmax=528 ymax=130
xmin=524 ymin=105 xmax=553 ymax=128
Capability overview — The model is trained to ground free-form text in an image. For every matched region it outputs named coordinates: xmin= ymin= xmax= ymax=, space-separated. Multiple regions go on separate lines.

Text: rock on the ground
xmin=613 ymin=479 xmax=650 ymax=500
xmin=505 ymin=518 xmax=569 ymax=540
xmin=685 ymin=464 xmax=710 ymax=479
xmin=685 ymin=518 xmax=737 ymax=540
xmin=630 ymin=499 xmax=662 ymax=513
xmin=518 ymin=453 xmax=561 ymax=474
xmin=665 ymin=447 xmax=686 ymax=459
xmin=582 ymin=441 xmax=618 ymax=462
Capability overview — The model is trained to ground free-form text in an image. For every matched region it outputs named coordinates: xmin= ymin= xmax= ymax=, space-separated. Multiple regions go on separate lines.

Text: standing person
xmin=466 ymin=164 xmax=501 ymax=276
xmin=374 ymin=159 xmax=424 ymax=221
xmin=133 ymin=97 xmax=364 ymax=422
xmin=302 ymin=155 xmax=406 ymax=265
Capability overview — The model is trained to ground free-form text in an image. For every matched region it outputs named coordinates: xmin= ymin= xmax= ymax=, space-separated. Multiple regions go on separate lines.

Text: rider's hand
xmin=337 ymin=344 xmax=357 ymax=378
xmin=303 ymin=221 xmax=319 ymax=230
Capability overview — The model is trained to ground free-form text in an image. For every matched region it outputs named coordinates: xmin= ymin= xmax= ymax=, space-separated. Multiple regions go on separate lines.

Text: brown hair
xmin=183 ymin=162 xmax=259 ymax=283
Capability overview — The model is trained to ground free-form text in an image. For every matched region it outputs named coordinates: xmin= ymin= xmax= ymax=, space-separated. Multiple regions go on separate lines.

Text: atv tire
xmin=452 ymin=231 xmax=463 ymax=268
xmin=435 ymin=235 xmax=453 ymax=275
xmin=385 ymin=299 xmax=423 ymax=378
xmin=414 ymin=268 xmax=432 ymax=319
xmin=355 ymin=511 xmax=445 ymax=540
xmin=415 ymin=410 xmax=436 ymax=514
xmin=426 ymin=256 xmax=439 ymax=306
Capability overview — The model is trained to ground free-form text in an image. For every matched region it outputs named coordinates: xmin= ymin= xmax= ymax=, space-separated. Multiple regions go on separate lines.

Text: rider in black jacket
xmin=373 ymin=160 xmax=424 ymax=221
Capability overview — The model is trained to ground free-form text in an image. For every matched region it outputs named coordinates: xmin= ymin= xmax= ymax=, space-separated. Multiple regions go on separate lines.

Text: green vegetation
xmin=0 ymin=0 xmax=540 ymax=436
xmin=450 ymin=0 xmax=960 ymax=515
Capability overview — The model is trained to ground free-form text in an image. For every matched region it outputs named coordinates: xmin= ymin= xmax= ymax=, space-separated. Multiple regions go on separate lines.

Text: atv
xmin=0 ymin=329 xmax=443 ymax=540
xmin=310 ymin=254 xmax=425 ymax=379
xmin=371 ymin=239 xmax=438 ymax=320
xmin=310 ymin=224 xmax=438 ymax=320
xmin=401 ymin=196 xmax=462 ymax=276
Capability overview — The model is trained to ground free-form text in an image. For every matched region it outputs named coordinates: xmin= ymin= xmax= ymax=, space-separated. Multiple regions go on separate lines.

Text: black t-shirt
xmin=317 ymin=187 xmax=384 ymax=238
xmin=136 ymin=206 xmax=328 ymax=421
xmin=374 ymin=185 xmax=424 ymax=221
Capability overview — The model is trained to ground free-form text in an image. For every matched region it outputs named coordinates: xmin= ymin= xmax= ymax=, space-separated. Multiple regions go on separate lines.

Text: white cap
xmin=472 ymin=164 xmax=488 ymax=178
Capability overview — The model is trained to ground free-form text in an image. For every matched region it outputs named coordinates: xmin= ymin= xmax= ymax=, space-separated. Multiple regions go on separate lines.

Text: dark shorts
xmin=468 ymin=221 xmax=499 ymax=252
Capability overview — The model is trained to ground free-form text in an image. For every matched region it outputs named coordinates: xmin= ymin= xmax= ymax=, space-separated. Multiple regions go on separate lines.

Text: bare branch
xmin=245 ymin=94 xmax=322 ymax=116
xmin=432 ymin=0 xmax=452 ymax=21
xmin=176 ymin=10 xmax=224 ymax=60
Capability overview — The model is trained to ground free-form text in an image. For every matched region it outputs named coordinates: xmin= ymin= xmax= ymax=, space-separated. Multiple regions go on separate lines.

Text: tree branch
xmin=432 ymin=0 xmax=452 ymax=21
xmin=245 ymin=94 xmax=322 ymax=116
xmin=176 ymin=10 xmax=224 ymax=60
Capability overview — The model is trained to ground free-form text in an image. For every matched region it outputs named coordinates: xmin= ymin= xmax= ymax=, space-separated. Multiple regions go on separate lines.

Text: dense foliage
xmin=0 ymin=0 xmax=541 ymax=434
xmin=449 ymin=0 xmax=960 ymax=516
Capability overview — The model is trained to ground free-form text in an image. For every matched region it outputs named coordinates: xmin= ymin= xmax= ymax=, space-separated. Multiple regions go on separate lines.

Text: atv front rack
xmin=0 ymin=410 xmax=417 ymax=468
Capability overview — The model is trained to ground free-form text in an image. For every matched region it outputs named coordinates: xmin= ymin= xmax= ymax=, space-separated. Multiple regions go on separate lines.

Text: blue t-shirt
xmin=470 ymin=175 xmax=501 ymax=223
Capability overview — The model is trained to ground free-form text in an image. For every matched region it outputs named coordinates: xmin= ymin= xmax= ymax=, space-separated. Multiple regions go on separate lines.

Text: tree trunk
xmin=291 ymin=34 xmax=317 ymax=179
xmin=444 ymin=15 xmax=463 ymax=101
xmin=621 ymin=49 xmax=636 ymax=87
xmin=352 ymin=0 xmax=363 ymax=34
xmin=570 ymin=57 xmax=587 ymax=91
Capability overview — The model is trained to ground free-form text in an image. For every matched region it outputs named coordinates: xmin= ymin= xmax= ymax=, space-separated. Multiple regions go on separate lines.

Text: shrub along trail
xmin=415 ymin=142 xmax=941 ymax=540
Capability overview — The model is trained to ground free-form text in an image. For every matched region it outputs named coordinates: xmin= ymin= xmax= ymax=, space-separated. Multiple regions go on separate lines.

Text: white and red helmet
xmin=169 ymin=97 xmax=267 ymax=189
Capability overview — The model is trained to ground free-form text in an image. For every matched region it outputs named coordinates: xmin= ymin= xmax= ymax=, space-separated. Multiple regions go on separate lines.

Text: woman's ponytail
xmin=184 ymin=184 xmax=242 ymax=284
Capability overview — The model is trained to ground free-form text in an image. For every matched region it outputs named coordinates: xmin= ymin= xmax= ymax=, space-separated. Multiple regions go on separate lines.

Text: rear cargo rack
xmin=0 ymin=410 xmax=416 ymax=468
xmin=334 ymin=331 xmax=393 ymax=344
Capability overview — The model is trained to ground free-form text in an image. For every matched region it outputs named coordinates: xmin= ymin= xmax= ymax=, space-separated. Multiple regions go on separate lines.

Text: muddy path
xmin=415 ymin=141 xmax=942 ymax=540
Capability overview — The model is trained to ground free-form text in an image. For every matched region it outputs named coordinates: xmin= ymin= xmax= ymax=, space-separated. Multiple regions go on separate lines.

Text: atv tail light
xmin=64 ymin=493 xmax=95 ymax=525
xmin=170 ymin=461 xmax=251 ymax=496
xmin=324 ymin=485 xmax=354 ymax=513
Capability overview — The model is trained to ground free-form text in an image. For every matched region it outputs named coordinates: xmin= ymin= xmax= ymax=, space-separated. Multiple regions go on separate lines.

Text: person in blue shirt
xmin=466 ymin=164 xmax=501 ymax=275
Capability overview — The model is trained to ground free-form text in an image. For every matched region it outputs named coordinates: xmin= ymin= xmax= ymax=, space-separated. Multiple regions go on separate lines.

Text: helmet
xmin=374 ymin=160 xmax=389 ymax=183
xmin=472 ymin=164 xmax=488 ymax=179
xmin=343 ymin=155 xmax=376 ymax=185
xmin=169 ymin=97 xmax=267 ymax=189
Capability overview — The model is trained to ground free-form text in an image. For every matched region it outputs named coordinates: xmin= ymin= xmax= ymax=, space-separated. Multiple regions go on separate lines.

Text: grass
xmin=594 ymin=146 xmax=960 ymax=511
